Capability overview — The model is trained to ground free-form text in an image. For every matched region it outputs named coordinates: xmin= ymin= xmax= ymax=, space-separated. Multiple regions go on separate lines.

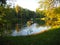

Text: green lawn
xmin=1 ymin=28 xmax=60 ymax=45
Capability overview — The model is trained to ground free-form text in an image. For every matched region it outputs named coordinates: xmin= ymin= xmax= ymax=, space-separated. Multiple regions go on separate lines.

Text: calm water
xmin=11 ymin=23 xmax=51 ymax=36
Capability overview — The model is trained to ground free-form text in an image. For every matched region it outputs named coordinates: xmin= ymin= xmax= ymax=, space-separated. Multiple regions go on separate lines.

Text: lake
xmin=11 ymin=23 xmax=51 ymax=36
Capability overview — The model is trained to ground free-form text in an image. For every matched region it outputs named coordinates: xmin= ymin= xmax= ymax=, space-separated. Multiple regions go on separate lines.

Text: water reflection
xmin=11 ymin=23 xmax=51 ymax=36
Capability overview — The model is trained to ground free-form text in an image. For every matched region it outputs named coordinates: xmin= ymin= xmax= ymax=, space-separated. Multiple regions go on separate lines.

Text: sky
xmin=15 ymin=0 xmax=40 ymax=11
xmin=7 ymin=0 xmax=60 ymax=11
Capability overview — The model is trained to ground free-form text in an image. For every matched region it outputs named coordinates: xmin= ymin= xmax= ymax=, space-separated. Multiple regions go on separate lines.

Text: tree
xmin=39 ymin=0 xmax=60 ymax=10
xmin=0 ymin=0 xmax=6 ymax=6
xmin=15 ymin=5 xmax=21 ymax=32
xmin=38 ymin=0 xmax=60 ymax=27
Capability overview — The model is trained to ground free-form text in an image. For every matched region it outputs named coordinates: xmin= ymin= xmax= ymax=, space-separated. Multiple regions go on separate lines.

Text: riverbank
xmin=1 ymin=27 xmax=60 ymax=45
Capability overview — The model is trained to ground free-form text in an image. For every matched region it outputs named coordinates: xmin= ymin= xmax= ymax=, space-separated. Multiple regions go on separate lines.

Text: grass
xmin=1 ymin=28 xmax=60 ymax=45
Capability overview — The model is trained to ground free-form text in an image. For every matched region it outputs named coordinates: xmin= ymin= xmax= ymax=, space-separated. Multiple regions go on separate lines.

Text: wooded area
xmin=0 ymin=0 xmax=60 ymax=37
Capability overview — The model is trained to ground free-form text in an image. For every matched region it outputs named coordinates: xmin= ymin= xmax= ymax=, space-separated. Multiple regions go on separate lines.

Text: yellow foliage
xmin=27 ymin=21 xmax=33 ymax=27
xmin=41 ymin=18 xmax=45 ymax=20
xmin=38 ymin=0 xmax=60 ymax=26
xmin=58 ymin=18 xmax=60 ymax=21
xmin=15 ymin=5 xmax=20 ymax=13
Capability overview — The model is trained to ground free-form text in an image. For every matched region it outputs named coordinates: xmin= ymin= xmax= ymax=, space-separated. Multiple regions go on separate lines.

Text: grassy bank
xmin=1 ymin=28 xmax=60 ymax=45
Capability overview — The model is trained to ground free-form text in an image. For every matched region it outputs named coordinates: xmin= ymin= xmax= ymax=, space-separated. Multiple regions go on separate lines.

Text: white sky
xmin=7 ymin=0 xmax=60 ymax=11
xmin=15 ymin=0 xmax=40 ymax=11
